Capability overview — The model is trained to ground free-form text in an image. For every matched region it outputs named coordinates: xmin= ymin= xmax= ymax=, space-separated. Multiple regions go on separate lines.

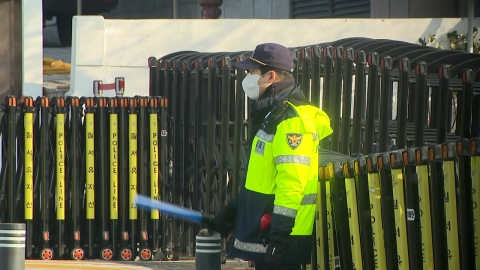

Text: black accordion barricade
xmin=0 ymin=78 xmax=172 ymax=262
xmin=0 ymin=37 xmax=479 ymax=269
xmin=147 ymin=37 xmax=480 ymax=270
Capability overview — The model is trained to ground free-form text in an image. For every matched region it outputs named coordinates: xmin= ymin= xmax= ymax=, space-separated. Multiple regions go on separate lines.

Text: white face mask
xmin=242 ymin=73 xmax=270 ymax=100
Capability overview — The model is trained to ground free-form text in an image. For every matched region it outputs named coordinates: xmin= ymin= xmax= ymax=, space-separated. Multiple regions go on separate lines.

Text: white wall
xmin=70 ymin=17 xmax=480 ymax=98
xmin=22 ymin=0 xmax=43 ymax=97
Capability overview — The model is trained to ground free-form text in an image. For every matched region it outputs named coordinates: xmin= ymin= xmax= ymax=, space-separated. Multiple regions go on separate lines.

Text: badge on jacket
xmin=286 ymin=133 xmax=303 ymax=150
xmin=255 ymin=140 xmax=266 ymax=155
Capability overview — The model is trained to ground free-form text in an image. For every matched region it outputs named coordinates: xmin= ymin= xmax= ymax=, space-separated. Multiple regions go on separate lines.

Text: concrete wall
xmin=104 ymin=0 xmax=290 ymax=19
xmin=371 ymin=0 xmax=480 ymax=18
xmin=70 ymin=17 xmax=480 ymax=98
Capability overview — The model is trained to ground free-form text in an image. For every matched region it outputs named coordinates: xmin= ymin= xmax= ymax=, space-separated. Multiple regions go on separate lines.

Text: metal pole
xmin=0 ymin=223 xmax=26 ymax=270
xmin=173 ymin=0 xmax=178 ymax=19
xmin=468 ymin=0 xmax=474 ymax=53
xmin=77 ymin=0 xmax=82 ymax=16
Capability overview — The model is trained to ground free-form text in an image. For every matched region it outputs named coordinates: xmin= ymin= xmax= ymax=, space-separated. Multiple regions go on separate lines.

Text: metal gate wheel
xmin=71 ymin=248 xmax=84 ymax=260
xmin=120 ymin=248 xmax=133 ymax=261
xmin=140 ymin=248 xmax=152 ymax=260
xmin=40 ymin=248 xmax=53 ymax=260
xmin=101 ymin=248 xmax=114 ymax=260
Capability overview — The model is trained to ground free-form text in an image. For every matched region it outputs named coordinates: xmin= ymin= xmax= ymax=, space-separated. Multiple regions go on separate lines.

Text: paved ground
xmin=25 ymin=259 xmax=252 ymax=270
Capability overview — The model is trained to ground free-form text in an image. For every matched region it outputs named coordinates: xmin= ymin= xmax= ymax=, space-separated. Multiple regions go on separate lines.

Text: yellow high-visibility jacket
xmin=229 ymin=84 xmax=333 ymax=264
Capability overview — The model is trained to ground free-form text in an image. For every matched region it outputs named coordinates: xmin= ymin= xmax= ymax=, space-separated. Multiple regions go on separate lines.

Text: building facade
xmin=103 ymin=0 xmax=480 ymax=20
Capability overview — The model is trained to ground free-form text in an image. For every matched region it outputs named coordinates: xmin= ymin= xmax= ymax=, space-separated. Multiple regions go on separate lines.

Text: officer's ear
xmin=268 ymin=70 xmax=278 ymax=83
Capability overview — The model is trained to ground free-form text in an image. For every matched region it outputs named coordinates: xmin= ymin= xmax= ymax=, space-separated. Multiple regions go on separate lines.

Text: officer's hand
xmin=265 ymin=240 xmax=286 ymax=270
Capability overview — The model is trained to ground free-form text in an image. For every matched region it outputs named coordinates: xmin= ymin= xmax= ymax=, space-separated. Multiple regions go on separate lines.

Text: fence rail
xmin=0 ymin=37 xmax=479 ymax=269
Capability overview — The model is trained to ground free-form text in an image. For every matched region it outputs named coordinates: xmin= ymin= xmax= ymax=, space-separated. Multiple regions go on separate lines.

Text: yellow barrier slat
xmin=472 ymin=156 xmax=480 ymax=270
xmin=315 ymin=174 xmax=325 ymax=270
xmin=150 ymin=114 xmax=160 ymax=220
xmin=56 ymin=113 xmax=66 ymax=220
xmin=85 ymin=113 xmax=95 ymax=220
xmin=443 ymin=160 xmax=460 ymax=269
xmin=416 ymin=165 xmax=434 ymax=270
xmin=24 ymin=113 xmax=34 ymax=220
xmin=391 ymin=168 xmax=409 ymax=269
xmin=110 ymin=114 xmax=119 ymax=220
xmin=326 ymin=180 xmax=335 ymax=270
xmin=129 ymin=114 xmax=138 ymax=220
xmin=345 ymin=177 xmax=363 ymax=270
xmin=368 ymin=172 xmax=387 ymax=270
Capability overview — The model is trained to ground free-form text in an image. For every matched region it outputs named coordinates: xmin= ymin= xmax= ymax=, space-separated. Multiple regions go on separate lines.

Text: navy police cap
xmin=232 ymin=43 xmax=295 ymax=73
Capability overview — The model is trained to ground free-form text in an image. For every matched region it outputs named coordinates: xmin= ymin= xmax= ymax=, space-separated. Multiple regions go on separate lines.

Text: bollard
xmin=0 ymin=223 xmax=26 ymax=270
xmin=195 ymin=229 xmax=221 ymax=270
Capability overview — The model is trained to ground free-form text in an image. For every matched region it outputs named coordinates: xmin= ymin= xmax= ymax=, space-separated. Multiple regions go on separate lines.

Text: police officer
xmin=211 ymin=43 xmax=333 ymax=270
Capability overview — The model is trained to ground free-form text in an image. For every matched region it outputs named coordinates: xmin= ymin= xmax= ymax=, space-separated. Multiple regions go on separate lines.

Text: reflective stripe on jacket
xmin=229 ymin=87 xmax=333 ymax=264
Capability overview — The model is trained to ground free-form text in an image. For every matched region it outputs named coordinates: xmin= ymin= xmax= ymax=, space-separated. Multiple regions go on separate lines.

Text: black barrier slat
xmin=437 ymin=65 xmax=452 ymax=144
xmin=193 ymin=59 xmax=204 ymax=221
xmin=322 ymin=47 xmax=334 ymax=149
xmin=457 ymin=70 xmax=475 ymax=269
xmin=138 ymin=97 xmax=152 ymax=259
xmin=341 ymin=48 xmax=354 ymax=155
xmin=473 ymin=95 xmax=480 ymax=137
xmin=232 ymin=56 xmax=245 ymax=195
xmin=159 ymin=97 xmax=169 ymax=255
xmin=172 ymin=60 xmax=183 ymax=258
xmin=330 ymin=47 xmax=344 ymax=152
xmin=396 ymin=58 xmax=410 ymax=149
xmin=353 ymin=157 xmax=375 ymax=269
xmin=310 ymin=46 xmax=322 ymax=108
xmin=205 ymin=57 xmax=216 ymax=215
xmin=182 ymin=61 xmax=194 ymax=257
xmin=402 ymin=149 xmax=423 ymax=270
xmin=292 ymin=49 xmax=301 ymax=84
xmin=379 ymin=56 xmax=393 ymax=152
xmin=414 ymin=62 xmax=428 ymax=147
xmin=148 ymin=57 xmax=157 ymax=96
xmin=127 ymin=98 xmax=138 ymax=260
xmin=377 ymin=154 xmax=399 ymax=270
xmin=328 ymin=163 xmax=353 ymax=270
xmin=96 ymin=97 xmax=112 ymax=259
xmin=301 ymin=47 xmax=312 ymax=99
xmin=39 ymin=97 xmax=53 ymax=259
xmin=6 ymin=96 xmax=17 ymax=223
xmin=351 ymin=51 xmax=366 ymax=155
xmin=428 ymin=145 xmax=449 ymax=269
xmin=364 ymin=53 xmax=380 ymax=154
xmin=219 ymin=57 xmax=231 ymax=210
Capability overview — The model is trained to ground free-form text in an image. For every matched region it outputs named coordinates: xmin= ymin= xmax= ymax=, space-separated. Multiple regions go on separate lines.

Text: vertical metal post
xmin=77 ymin=0 xmax=82 ymax=15
xmin=173 ymin=0 xmax=178 ymax=19
xmin=468 ymin=0 xmax=474 ymax=53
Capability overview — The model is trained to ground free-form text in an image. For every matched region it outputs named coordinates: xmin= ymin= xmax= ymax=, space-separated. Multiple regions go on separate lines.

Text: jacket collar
xmin=251 ymin=77 xmax=297 ymax=113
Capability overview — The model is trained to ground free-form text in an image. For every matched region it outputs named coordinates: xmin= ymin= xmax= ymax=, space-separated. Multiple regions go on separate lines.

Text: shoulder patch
xmin=286 ymin=133 xmax=303 ymax=150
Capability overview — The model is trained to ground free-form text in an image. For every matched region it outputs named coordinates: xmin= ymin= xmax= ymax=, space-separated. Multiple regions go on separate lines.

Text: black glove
xmin=203 ymin=196 xmax=239 ymax=238
xmin=265 ymin=240 xmax=286 ymax=270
